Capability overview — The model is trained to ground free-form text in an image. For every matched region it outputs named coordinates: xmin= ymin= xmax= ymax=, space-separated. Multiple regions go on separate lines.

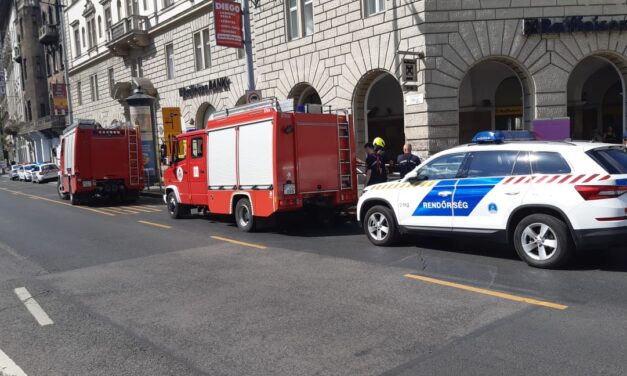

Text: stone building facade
xmin=64 ymin=0 xmax=627 ymax=160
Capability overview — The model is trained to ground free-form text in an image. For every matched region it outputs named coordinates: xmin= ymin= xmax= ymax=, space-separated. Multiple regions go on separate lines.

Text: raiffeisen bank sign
xmin=523 ymin=16 xmax=627 ymax=35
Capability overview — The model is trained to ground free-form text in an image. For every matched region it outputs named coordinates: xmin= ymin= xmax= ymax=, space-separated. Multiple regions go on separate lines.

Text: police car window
xmin=464 ymin=151 xmax=518 ymax=178
xmin=586 ymin=148 xmax=627 ymax=174
xmin=191 ymin=138 xmax=203 ymax=159
xmin=418 ymin=153 xmax=466 ymax=180
xmin=530 ymin=152 xmax=571 ymax=174
xmin=512 ymin=151 xmax=532 ymax=175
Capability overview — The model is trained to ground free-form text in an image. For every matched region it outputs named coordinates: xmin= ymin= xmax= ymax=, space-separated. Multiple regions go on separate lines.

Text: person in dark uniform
xmin=365 ymin=139 xmax=389 ymax=186
xmin=397 ymin=143 xmax=421 ymax=178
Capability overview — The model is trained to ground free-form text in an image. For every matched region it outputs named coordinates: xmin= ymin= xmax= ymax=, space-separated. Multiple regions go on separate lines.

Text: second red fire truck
xmin=58 ymin=120 xmax=145 ymax=204
xmin=163 ymin=99 xmax=358 ymax=231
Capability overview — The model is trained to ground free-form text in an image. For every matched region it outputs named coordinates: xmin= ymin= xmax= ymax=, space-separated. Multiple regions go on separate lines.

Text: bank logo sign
xmin=524 ymin=16 xmax=627 ymax=35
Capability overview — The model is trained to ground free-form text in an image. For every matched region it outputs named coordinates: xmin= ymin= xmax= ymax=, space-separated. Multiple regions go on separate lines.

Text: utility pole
xmin=242 ymin=0 xmax=255 ymax=91
xmin=56 ymin=0 xmax=73 ymax=124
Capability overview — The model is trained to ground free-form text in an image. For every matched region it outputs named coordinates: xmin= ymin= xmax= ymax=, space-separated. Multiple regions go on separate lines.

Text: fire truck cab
xmin=163 ymin=98 xmax=358 ymax=231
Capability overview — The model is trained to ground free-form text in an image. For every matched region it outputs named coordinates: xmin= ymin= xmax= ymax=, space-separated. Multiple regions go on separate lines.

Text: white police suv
xmin=357 ymin=131 xmax=627 ymax=268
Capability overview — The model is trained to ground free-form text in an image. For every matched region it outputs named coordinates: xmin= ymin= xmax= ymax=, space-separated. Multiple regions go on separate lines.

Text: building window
xmin=193 ymin=29 xmax=211 ymax=71
xmin=77 ymin=81 xmax=82 ymax=105
xmin=27 ymin=101 xmax=32 ymax=121
xmin=108 ymin=68 xmax=114 ymax=95
xmin=86 ymin=17 xmax=96 ymax=49
xmin=364 ymin=0 xmax=384 ymax=17
xmin=81 ymin=27 xmax=86 ymax=48
xmin=165 ymin=43 xmax=175 ymax=79
xmin=73 ymin=26 xmax=81 ymax=57
xmin=90 ymin=75 xmax=99 ymax=101
xmin=116 ymin=0 xmax=122 ymax=21
xmin=40 ymin=103 xmax=46 ymax=118
xmin=32 ymin=15 xmax=37 ymax=37
xmin=97 ymin=16 xmax=102 ymax=38
xmin=23 ymin=59 xmax=27 ymax=81
xmin=163 ymin=0 xmax=174 ymax=8
xmin=104 ymin=7 xmax=112 ymax=36
xmin=286 ymin=0 xmax=314 ymax=40
xmin=36 ymin=57 xmax=43 ymax=78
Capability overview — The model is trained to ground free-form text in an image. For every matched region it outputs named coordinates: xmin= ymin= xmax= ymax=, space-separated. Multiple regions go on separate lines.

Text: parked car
xmin=31 ymin=164 xmax=60 ymax=184
xmin=17 ymin=165 xmax=31 ymax=181
xmin=9 ymin=165 xmax=21 ymax=180
xmin=21 ymin=164 xmax=38 ymax=182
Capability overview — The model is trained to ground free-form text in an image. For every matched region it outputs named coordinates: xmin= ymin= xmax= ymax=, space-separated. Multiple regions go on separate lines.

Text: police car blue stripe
xmin=616 ymin=178 xmax=627 ymax=186
xmin=413 ymin=177 xmax=505 ymax=217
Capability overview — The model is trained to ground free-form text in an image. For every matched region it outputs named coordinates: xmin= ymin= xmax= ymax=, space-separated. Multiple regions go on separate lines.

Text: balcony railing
xmin=33 ymin=115 xmax=67 ymax=132
xmin=39 ymin=24 xmax=59 ymax=44
xmin=106 ymin=15 xmax=150 ymax=56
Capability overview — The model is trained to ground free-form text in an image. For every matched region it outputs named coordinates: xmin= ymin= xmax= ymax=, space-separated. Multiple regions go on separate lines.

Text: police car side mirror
xmin=407 ymin=174 xmax=428 ymax=183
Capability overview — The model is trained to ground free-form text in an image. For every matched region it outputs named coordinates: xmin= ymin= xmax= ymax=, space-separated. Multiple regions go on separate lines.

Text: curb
xmin=140 ymin=191 xmax=164 ymax=199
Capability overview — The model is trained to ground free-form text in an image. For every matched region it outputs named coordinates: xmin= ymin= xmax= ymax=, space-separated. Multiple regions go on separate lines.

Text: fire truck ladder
xmin=128 ymin=129 xmax=140 ymax=186
xmin=337 ymin=110 xmax=353 ymax=190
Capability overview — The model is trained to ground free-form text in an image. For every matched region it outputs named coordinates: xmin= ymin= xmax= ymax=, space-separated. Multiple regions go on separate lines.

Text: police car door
xmin=452 ymin=150 xmax=529 ymax=231
xmin=397 ymin=152 xmax=468 ymax=229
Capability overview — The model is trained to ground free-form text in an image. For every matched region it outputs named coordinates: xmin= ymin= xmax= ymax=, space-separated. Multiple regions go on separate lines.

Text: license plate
xmin=283 ymin=184 xmax=296 ymax=195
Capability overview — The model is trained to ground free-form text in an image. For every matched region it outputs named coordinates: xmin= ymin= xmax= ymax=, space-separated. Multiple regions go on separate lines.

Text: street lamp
xmin=126 ymin=86 xmax=161 ymax=190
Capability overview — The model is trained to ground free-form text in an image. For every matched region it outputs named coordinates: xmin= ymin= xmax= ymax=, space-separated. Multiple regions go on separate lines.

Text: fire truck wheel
xmin=167 ymin=192 xmax=190 ymax=219
xmin=69 ymin=192 xmax=80 ymax=206
xmin=57 ymin=178 xmax=69 ymax=200
xmin=235 ymin=198 xmax=255 ymax=232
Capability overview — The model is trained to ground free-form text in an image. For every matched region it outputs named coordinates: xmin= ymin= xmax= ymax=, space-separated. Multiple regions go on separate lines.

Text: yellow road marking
xmin=138 ymin=220 xmax=172 ymax=229
xmin=125 ymin=205 xmax=158 ymax=213
xmin=211 ymin=236 xmax=267 ymax=250
xmin=404 ymin=274 xmax=568 ymax=310
xmin=0 ymin=187 xmax=116 ymax=216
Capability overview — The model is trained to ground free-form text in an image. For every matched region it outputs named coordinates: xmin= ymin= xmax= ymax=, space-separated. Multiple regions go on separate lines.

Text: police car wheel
xmin=513 ymin=214 xmax=573 ymax=268
xmin=235 ymin=198 xmax=255 ymax=232
xmin=364 ymin=206 xmax=398 ymax=246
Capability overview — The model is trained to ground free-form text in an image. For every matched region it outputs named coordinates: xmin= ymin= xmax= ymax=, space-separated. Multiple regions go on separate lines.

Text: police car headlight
xmin=82 ymin=180 xmax=93 ymax=188
xmin=283 ymin=183 xmax=296 ymax=195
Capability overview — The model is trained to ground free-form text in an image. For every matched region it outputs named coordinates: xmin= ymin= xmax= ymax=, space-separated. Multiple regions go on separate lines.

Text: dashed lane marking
xmin=404 ymin=274 xmax=568 ymax=310
xmin=211 ymin=236 xmax=267 ymax=250
xmin=0 ymin=187 xmax=115 ymax=216
xmin=0 ymin=347 xmax=27 ymax=376
xmin=138 ymin=220 xmax=172 ymax=229
xmin=14 ymin=287 xmax=54 ymax=326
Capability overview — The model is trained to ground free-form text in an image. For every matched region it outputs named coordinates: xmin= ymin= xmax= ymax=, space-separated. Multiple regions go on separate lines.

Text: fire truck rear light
xmin=575 ymin=185 xmax=627 ymax=200
xmin=283 ymin=183 xmax=296 ymax=195
xmin=82 ymin=180 xmax=93 ymax=188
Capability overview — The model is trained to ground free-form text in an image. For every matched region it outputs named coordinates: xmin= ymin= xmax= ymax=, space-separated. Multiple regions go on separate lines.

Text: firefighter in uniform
xmin=397 ymin=143 xmax=421 ymax=178
xmin=365 ymin=138 xmax=390 ymax=186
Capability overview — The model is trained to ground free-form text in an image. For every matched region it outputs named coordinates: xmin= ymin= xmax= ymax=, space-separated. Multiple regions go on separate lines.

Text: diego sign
xmin=214 ymin=0 xmax=243 ymax=48
xmin=524 ymin=16 xmax=627 ymax=35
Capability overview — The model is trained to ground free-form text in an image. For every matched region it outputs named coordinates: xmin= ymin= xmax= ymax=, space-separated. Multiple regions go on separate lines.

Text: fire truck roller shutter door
xmin=238 ymin=120 xmax=274 ymax=188
xmin=208 ymin=127 xmax=237 ymax=189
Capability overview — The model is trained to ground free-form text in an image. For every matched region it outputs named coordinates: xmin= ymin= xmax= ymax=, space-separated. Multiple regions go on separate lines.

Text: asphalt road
xmin=0 ymin=175 xmax=626 ymax=375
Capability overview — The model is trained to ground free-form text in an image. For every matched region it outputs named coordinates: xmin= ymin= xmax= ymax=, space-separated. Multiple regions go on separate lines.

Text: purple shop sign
xmin=532 ymin=118 xmax=571 ymax=141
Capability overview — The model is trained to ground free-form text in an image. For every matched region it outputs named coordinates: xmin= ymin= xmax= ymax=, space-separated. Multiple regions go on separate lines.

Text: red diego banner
xmin=214 ymin=0 xmax=243 ymax=48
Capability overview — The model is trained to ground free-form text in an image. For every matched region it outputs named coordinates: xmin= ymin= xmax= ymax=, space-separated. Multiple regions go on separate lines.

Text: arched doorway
xmin=353 ymin=70 xmax=405 ymax=159
xmin=567 ymin=56 xmax=626 ymax=143
xmin=195 ymin=103 xmax=216 ymax=130
xmin=458 ymin=60 xmax=526 ymax=144
xmin=288 ymin=83 xmax=322 ymax=106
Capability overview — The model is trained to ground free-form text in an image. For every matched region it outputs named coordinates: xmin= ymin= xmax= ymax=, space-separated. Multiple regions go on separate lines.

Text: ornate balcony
xmin=106 ymin=15 xmax=150 ymax=57
xmin=39 ymin=24 xmax=59 ymax=44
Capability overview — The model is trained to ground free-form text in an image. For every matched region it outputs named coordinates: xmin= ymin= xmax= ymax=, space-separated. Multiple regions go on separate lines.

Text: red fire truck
xmin=163 ymin=99 xmax=358 ymax=231
xmin=57 ymin=120 xmax=144 ymax=204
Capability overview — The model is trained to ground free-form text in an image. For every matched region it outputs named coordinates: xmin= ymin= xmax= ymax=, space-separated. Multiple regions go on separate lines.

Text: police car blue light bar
xmin=472 ymin=131 xmax=505 ymax=144
xmin=472 ymin=130 xmax=537 ymax=144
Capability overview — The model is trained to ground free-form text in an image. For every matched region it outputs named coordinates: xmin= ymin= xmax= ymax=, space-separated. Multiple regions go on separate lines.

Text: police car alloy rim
xmin=520 ymin=222 xmax=558 ymax=261
xmin=367 ymin=213 xmax=389 ymax=241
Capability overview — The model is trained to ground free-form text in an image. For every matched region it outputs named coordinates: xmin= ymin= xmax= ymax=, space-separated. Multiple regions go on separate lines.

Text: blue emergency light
xmin=472 ymin=130 xmax=537 ymax=144
xmin=472 ymin=131 xmax=505 ymax=144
